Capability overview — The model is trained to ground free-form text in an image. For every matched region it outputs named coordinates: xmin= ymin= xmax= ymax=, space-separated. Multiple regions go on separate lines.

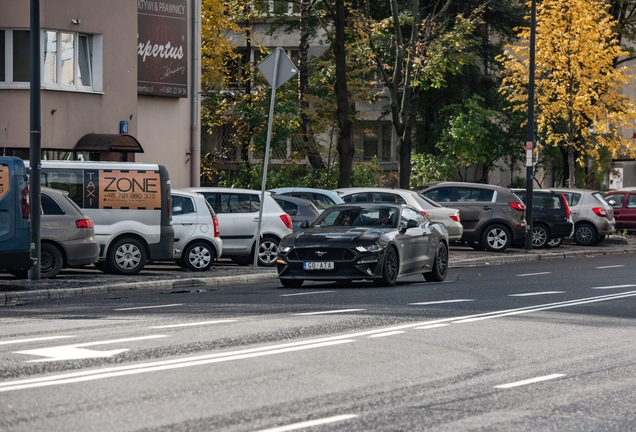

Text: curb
xmin=2 ymin=247 xmax=635 ymax=306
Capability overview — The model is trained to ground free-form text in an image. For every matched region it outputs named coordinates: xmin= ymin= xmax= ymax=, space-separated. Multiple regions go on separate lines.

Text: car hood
xmin=284 ymin=227 xmax=390 ymax=246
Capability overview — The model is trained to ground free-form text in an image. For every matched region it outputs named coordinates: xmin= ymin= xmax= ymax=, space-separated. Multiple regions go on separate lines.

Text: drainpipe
xmin=190 ymin=0 xmax=201 ymax=186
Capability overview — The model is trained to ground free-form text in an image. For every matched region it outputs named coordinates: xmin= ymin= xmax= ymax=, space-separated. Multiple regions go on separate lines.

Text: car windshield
xmin=312 ymin=207 xmax=399 ymax=228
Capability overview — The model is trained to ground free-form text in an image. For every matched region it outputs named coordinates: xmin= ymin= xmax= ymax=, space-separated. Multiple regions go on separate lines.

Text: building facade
xmin=0 ymin=0 xmax=200 ymax=188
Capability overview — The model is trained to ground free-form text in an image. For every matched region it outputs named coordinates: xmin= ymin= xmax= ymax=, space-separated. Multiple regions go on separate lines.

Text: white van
xmin=26 ymin=160 xmax=174 ymax=275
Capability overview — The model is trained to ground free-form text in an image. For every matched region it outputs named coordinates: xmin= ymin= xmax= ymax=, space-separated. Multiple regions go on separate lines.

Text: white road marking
xmin=596 ymin=265 xmax=625 ymax=269
xmin=0 ymin=336 xmax=74 ymax=346
xmin=15 ymin=335 xmax=168 ymax=362
xmin=508 ymin=291 xmax=565 ymax=297
xmin=369 ymin=331 xmax=404 ymax=339
xmin=591 ymin=284 xmax=636 ymax=290
xmin=415 ymin=324 xmax=450 ymax=330
xmin=0 ymin=340 xmax=355 ymax=392
xmin=495 ymin=373 xmax=565 ymax=389
xmin=150 ymin=320 xmax=237 ymax=329
xmin=114 ymin=304 xmax=183 ymax=311
xmin=409 ymin=299 xmax=474 ymax=306
xmin=517 ymin=272 xmax=552 ymax=277
xmin=255 ymin=414 xmax=358 ymax=432
xmin=293 ymin=309 xmax=365 ymax=316
xmin=280 ymin=291 xmax=335 ymax=297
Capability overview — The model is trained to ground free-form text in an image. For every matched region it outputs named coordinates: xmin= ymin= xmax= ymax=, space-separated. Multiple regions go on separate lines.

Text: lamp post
xmin=29 ymin=0 xmax=41 ymax=279
xmin=524 ymin=0 xmax=537 ymax=250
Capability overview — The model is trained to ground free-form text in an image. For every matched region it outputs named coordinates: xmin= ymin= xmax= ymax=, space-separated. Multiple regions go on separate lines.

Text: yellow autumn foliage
xmin=201 ymin=0 xmax=240 ymax=87
xmin=498 ymin=0 xmax=636 ymax=170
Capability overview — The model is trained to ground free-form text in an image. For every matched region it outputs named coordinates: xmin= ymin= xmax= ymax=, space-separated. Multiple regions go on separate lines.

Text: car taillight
xmin=167 ymin=196 xmax=171 ymax=219
xmin=561 ymin=194 xmax=572 ymax=220
xmin=449 ymin=215 xmax=460 ymax=222
xmin=509 ymin=201 xmax=526 ymax=211
xmin=280 ymin=213 xmax=292 ymax=230
xmin=212 ymin=215 xmax=220 ymax=237
xmin=21 ymin=186 xmax=29 ymax=219
xmin=592 ymin=207 xmax=607 ymax=217
xmin=420 ymin=210 xmax=430 ymax=219
xmin=76 ymin=219 xmax=94 ymax=228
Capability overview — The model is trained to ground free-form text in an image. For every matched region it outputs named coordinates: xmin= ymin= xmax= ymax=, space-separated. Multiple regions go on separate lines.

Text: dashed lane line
xmin=516 ymin=272 xmax=552 ymax=277
xmin=495 ymin=374 xmax=566 ymax=389
xmin=114 ymin=304 xmax=183 ymax=311
xmin=293 ymin=309 xmax=366 ymax=316
xmin=280 ymin=291 xmax=335 ymax=297
xmin=409 ymin=299 xmax=474 ymax=306
xmin=508 ymin=291 xmax=565 ymax=297
xmin=255 ymin=414 xmax=359 ymax=432
xmin=0 ymin=336 xmax=75 ymax=346
xmin=150 ymin=320 xmax=237 ymax=329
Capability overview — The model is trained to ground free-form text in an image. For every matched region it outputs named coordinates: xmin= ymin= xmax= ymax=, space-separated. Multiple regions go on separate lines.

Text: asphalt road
xmin=1 ymin=253 xmax=636 ymax=431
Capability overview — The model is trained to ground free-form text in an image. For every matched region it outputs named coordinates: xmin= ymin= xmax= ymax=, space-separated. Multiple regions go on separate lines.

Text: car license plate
xmin=304 ymin=261 xmax=334 ymax=270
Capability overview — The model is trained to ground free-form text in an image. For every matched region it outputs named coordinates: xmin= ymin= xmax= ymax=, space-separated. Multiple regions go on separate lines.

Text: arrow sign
xmin=15 ymin=335 xmax=168 ymax=362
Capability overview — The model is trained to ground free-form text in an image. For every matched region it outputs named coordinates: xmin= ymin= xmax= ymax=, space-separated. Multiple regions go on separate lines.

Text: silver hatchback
xmin=550 ymin=188 xmax=615 ymax=246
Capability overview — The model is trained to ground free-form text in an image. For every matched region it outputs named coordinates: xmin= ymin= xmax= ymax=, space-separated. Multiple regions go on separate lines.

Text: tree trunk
xmin=333 ymin=0 xmax=354 ymax=187
xmin=397 ymin=134 xmax=411 ymax=189
xmin=299 ymin=0 xmax=325 ymax=169
xmin=568 ymin=143 xmax=576 ymax=188
xmin=242 ymin=14 xmax=252 ymax=164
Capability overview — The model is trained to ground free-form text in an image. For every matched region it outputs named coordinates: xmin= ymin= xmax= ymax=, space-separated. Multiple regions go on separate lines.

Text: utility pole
xmin=524 ymin=0 xmax=537 ymax=250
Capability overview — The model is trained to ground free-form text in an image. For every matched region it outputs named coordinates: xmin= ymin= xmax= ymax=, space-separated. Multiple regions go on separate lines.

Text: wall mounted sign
xmin=137 ymin=0 xmax=188 ymax=98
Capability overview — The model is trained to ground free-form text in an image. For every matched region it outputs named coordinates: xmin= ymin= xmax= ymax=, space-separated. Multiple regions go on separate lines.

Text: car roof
xmin=182 ymin=187 xmax=272 ymax=195
xmin=171 ymin=188 xmax=206 ymax=199
xmin=327 ymin=203 xmax=405 ymax=209
xmin=335 ymin=187 xmax=416 ymax=195
xmin=511 ymin=188 xmax=558 ymax=194
xmin=418 ymin=181 xmax=504 ymax=190
xmin=269 ymin=187 xmax=337 ymax=194
xmin=605 ymin=188 xmax=636 ymax=193
xmin=41 ymin=186 xmax=69 ymax=197
xmin=549 ymin=187 xmax=600 ymax=193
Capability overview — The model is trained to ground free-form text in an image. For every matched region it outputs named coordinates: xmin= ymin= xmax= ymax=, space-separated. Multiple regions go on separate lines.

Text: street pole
xmin=524 ymin=0 xmax=537 ymax=251
xmin=253 ymin=48 xmax=282 ymax=267
xmin=28 ymin=0 xmax=41 ymax=280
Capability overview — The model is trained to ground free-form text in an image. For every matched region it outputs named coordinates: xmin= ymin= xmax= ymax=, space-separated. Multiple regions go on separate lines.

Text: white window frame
xmin=41 ymin=29 xmax=103 ymax=93
xmin=0 ymin=29 xmax=31 ymax=89
xmin=268 ymin=0 xmax=299 ymax=15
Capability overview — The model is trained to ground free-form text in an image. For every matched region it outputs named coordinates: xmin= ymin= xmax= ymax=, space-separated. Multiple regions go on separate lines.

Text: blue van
xmin=0 ymin=157 xmax=32 ymax=272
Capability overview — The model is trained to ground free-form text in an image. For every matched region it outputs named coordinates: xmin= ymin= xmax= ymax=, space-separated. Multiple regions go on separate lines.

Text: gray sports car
xmin=276 ymin=204 xmax=449 ymax=288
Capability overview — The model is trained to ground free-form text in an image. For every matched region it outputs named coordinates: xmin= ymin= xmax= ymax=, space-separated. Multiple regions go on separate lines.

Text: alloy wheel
xmin=258 ymin=240 xmax=279 ymax=265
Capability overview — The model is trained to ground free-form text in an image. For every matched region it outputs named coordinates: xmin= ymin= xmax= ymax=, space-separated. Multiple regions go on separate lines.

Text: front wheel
xmin=280 ymin=279 xmax=303 ymax=288
xmin=482 ymin=224 xmax=512 ymax=252
xmin=546 ymin=237 xmax=563 ymax=248
xmin=181 ymin=241 xmax=215 ymax=271
xmin=374 ymin=246 xmax=398 ymax=287
xmin=107 ymin=238 xmax=147 ymax=275
xmin=424 ymin=242 xmax=448 ymax=282
xmin=41 ymin=243 xmax=64 ymax=278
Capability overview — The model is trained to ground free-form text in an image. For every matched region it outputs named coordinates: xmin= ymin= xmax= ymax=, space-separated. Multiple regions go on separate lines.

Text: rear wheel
xmin=532 ymin=224 xmax=549 ymax=248
xmin=280 ymin=279 xmax=303 ymax=288
xmin=181 ymin=241 xmax=214 ymax=271
xmin=424 ymin=242 xmax=448 ymax=282
xmin=257 ymin=237 xmax=280 ymax=267
xmin=374 ymin=246 xmax=398 ymax=287
xmin=107 ymin=238 xmax=147 ymax=275
xmin=482 ymin=224 xmax=512 ymax=252
xmin=41 ymin=243 xmax=64 ymax=278
xmin=574 ymin=223 xmax=597 ymax=246
xmin=546 ymin=237 xmax=563 ymax=248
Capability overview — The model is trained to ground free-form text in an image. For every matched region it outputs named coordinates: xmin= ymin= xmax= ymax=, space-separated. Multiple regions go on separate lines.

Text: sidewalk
xmin=2 ymin=236 xmax=635 ymax=306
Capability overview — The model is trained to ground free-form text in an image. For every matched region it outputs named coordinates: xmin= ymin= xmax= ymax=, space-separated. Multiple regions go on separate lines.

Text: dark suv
xmin=511 ymin=189 xmax=573 ymax=248
xmin=418 ymin=182 xmax=527 ymax=252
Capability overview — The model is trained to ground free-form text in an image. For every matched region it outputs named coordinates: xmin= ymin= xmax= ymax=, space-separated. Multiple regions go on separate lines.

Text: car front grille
xmin=290 ymin=248 xmax=355 ymax=261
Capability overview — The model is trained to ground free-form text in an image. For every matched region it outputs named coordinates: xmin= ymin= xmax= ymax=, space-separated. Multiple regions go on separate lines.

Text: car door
xmin=434 ymin=186 xmax=494 ymax=238
xmin=215 ymin=193 xmax=266 ymax=254
xmin=395 ymin=207 xmax=429 ymax=274
xmin=171 ymin=194 xmax=198 ymax=254
xmin=622 ymin=193 xmax=636 ymax=230
xmin=605 ymin=192 xmax=627 ymax=229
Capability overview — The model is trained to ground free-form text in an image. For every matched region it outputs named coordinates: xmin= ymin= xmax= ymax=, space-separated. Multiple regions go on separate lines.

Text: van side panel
xmin=0 ymin=157 xmax=32 ymax=270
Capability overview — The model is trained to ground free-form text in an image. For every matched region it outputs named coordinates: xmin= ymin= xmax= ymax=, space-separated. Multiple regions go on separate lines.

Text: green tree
xmin=499 ymin=0 xmax=636 ymax=187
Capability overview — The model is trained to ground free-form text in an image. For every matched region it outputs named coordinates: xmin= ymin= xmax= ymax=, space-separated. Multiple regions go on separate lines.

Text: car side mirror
xmin=406 ymin=219 xmax=418 ymax=229
xmin=299 ymin=220 xmax=310 ymax=229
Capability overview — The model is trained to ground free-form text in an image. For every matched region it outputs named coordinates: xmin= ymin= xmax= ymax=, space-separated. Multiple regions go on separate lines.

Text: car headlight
xmin=279 ymin=245 xmax=291 ymax=253
xmin=356 ymin=244 xmax=383 ymax=253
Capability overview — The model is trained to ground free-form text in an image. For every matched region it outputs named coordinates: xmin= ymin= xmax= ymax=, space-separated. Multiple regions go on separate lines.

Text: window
xmin=354 ymin=122 xmax=394 ymax=162
xmin=373 ymin=192 xmax=406 ymax=204
xmin=343 ymin=193 xmax=370 ymax=204
xmin=0 ymin=29 xmax=31 ymax=86
xmin=275 ymin=199 xmax=298 ymax=216
xmin=422 ymin=187 xmax=452 ymax=203
xmin=40 ymin=169 xmax=84 ymax=206
xmin=41 ymin=194 xmax=65 ymax=215
xmin=456 ymin=187 xmax=494 ymax=202
xmin=605 ymin=194 xmax=625 ymax=208
xmin=218 ymin=193 xmax=260 ymax=213
xmin=627 ymin=194 xmax=636 ymax=209
xmin=313 ymin=194 xmax=336 ymax=210
xmin=562 ymin=192 xmax=581 ymax=207
xmin=172 ymin=196 xmax=195 ymax=215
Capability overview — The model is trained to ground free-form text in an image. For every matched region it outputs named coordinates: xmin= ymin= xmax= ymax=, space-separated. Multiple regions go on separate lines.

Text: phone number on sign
xmin=103 ymin=193 xmax=157 ymax=200
xmin=158 ymin=86 xmax=187 ymax=96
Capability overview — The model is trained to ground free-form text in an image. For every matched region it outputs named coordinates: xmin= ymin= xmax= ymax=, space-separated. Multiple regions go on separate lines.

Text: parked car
xmin=271 ymin=194 xmax=320 ymax=232
xmin=335 ymin=187 xmax=463 ymax=242
xmin=604 ymin=188 xmax=636 ymax=233
xmin=418 ymin=181 xmax=527 ymax=252
xmin=12 ymin=187 xmax=100 ymax=279
xmin=276 ymin=203 xmax=449 ymax=288
xmin=171 ymin=190 xmax=222 ymax=271
xmin=511 ymin=189 xmax=573 ymax=248
xmin=268 ymin=187 xmax=343 ymax=212
xmin=182 ymin=188 xmax=293 ymax=266
xmin=550 ymin=188 xmax=615 ymax=246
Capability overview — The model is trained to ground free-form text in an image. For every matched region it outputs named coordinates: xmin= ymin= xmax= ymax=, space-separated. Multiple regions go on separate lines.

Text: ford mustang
xmin=276 ymin=204 xmax=449 ymax=288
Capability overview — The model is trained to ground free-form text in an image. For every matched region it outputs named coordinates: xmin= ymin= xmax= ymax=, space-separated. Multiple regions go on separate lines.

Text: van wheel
xmin=107 ymin=238 xmax=147 ymax=275
xmin=574 ymin=223 xmax=597 ymax=246
xmin=482 ymin=224 xmax=511 ymax=252
xmin=181 ymin=242 xmax=214 ymax=271
xmin=257 ymin=237 xmax=280 ymax=267
xmin=41 ymin=243 xmax=64 ymax=278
